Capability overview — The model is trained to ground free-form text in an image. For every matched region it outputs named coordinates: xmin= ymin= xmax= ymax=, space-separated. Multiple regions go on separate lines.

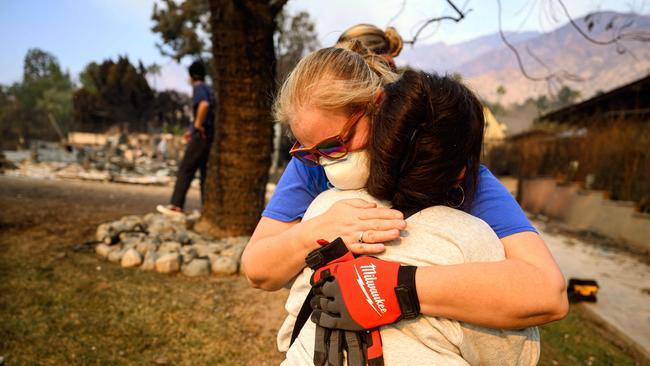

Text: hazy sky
xmin=1 ymin=0 xmax=647 ymax=93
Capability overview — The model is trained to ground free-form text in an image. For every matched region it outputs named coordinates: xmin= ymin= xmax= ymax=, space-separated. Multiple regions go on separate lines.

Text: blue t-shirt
xmin=191 ymin=82 xmax=216 ymax=135
xmin=262 ymin=158 xmax=536 ymax=239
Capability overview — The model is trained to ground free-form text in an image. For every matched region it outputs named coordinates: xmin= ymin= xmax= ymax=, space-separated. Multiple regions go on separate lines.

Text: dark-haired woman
xmin=280 ymin=69 xmax=541 ymax=365
xmin=241 ymin=43 xmax=567 ymax=360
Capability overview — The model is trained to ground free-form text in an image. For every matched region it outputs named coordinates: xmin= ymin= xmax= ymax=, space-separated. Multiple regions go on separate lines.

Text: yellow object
xmin=573 ymin=284 xmax=599 ymax=296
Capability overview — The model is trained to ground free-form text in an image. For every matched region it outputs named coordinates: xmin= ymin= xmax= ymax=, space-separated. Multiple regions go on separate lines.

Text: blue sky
xmin=1 ymin=0 xmax=647 ymax=93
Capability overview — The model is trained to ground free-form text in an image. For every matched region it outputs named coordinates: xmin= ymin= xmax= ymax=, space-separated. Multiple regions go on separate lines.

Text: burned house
xmin=538 ymin=74 xmax=650 ymax=125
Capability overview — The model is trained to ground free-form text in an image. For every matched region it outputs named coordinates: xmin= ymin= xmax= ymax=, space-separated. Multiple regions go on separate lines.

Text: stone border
xmin=94 ymin=212 xmax=247 ymax=277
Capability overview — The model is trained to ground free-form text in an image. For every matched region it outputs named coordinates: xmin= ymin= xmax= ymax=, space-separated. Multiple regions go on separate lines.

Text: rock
xmin=121 ymin=249 xmax=142 ymax=268
xmin=143 ymin=212 xmax=157 ymax=225
xmin=181 ymin=258 xmax=210 ymax=277
xmin=180 ymin=246 xmax=197 ymax=264
xmin=102 ymin=232 xmax=120 ymax=245
xmin=95 ymin=243 xmax=117 ymax=258
xmin=107 ymin=248 xmax=127 ymax=263
xmin=108 ymin=221 xmax=128 ymax=234
xmin=96 ymin=223 xmax=111 ymax=242
xmin=120 ymin=231 xmax=145 ymax=242
xmin=211 ymin=256 xmax=238 ymax=275
xmin=221 ymin=240 xmax=247 ymax=260
xmin=141 ymin=250 xmax=158 ymax=271
xmin=208 ymin=242 xmax=227 ymax=254
xmin=135 ymin=241 xmax=157 ymax=256
xmin=148 ymin=222 xmax=175 ymax=237
xmin=158 ymin=241 xmax=181 ymax=253
xmin=175 ymin=231 xmax=191 ymax=245
xmin=206 ymin=253 xmax=220 ymax=264
xmin=192 ymin=243 xmax=214 ymax=257
xmin=122 ymin=237 xmax=141 ymax=250
xmin=120 ymin=215 xmax=144 ymax=231
xmin=156 ymin=232 xmax=177 ymax=243
xmin=155 ymin=253 xmax=181 ymax=274
xmin=185 ymin=210 xmax=201 ymax=229
xmin=169 ymin=214 xmax=187 ymax=226
xmin=187 ymin=231 xmax=206 ymax=244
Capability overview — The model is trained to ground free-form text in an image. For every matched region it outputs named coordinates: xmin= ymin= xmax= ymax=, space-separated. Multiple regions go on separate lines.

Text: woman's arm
xmin=241 ymin=198 xmax=406 ymax=291
xmin=416 ymin=231 xmax=568 ymax=328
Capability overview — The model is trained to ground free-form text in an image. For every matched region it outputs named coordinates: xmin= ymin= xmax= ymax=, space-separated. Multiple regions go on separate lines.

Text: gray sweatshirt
xmin=279 ymin=189 xmax=540 ymax=366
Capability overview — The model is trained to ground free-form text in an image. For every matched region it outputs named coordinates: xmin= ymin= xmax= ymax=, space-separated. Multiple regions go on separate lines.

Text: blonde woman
xmin=241 ymin=39 xmax=567 ymax=363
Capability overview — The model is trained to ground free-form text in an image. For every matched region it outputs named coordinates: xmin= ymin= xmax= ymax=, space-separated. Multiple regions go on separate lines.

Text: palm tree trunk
xmin=197 ymin=0 xmax=286 ymax=237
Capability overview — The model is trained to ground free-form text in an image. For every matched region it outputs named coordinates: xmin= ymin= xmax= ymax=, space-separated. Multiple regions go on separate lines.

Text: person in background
xmin=157 ymin=61 xmax=216 ymax=216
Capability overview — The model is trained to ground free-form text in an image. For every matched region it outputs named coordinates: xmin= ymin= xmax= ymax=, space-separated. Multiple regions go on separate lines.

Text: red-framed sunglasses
xmin=289 ymin=110 xmax=366 ymax=166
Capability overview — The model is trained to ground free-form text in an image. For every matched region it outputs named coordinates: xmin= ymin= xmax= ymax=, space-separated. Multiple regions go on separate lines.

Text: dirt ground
xmin=0 ymin=176 xmax=641 ymax=365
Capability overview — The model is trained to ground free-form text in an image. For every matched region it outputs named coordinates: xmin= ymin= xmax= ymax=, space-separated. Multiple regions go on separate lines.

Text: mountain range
xmin=398 ymin=11 xmax=650 ymax=106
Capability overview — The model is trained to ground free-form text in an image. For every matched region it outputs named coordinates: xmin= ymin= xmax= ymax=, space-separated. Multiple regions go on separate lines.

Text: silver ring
xmin=358 ymin=231 xmax=366 ymax=243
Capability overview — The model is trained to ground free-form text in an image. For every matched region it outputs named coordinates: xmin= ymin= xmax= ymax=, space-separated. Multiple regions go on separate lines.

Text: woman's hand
xmin=298 ymin=198 xmax=406 ymax=255
xmin=243 ymin=199 xmax=405 ymax=291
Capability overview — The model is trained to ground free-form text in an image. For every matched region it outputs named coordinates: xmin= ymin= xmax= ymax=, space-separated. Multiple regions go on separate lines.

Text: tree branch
xmin=404 ymin=0 xmax=472 ymax=45
xmin=387 ymin=0 xmax=407 ymax=27
xmin=497 ymin=0 xmax=555 ymax=82
xmin=557 ymin=0 xmax=650 ymax=54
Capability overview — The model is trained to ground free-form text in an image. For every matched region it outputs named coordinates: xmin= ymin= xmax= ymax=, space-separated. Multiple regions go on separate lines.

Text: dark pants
xmin=170 ymin=134 xmax=212 ymax=209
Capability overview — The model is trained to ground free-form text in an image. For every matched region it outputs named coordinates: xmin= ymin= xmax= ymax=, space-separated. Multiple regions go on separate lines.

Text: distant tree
xmin=273 ymin=11 xmax=320 ymax=168
xmin=0 ymin=48 xmax=75 ymax=148
xmin=556 ymin=85 xmax=581 ymax=107
xmin=496 ymin=85 xmax=507 ymax=97
xmin=146 ymin=63 xmax=162 ymax=89
xmin=151 ymin=0 xmax=212 ymax=62
xmin=275 ymin=11 xmax=320 ymax=82
xmin=535 ymin=95 xmax=549 ymax=113
xmin=153 ymin=90 xmax=191 ymax=131
xmin=451 ymin=72 xmax=463 ymax=82
xmin=73 ymin=57 xmax=155 ymax=132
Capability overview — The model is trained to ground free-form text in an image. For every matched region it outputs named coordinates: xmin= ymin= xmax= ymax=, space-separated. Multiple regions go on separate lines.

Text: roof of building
xmin=538 ymin=74 xmax=650 ymax=124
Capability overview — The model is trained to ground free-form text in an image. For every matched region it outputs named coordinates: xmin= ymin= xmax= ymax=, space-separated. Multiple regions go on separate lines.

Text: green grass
xmin=539 ymin=306 xmax=640 ymax=366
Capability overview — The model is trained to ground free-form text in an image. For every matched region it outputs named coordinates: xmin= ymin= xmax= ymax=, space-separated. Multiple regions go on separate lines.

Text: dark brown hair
xmin=367 ymin=70 xmax=485 ymax=213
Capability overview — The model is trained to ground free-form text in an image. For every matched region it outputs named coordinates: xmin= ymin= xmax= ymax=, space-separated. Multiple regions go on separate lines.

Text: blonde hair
xmin=273 ymin=40 xmax=398 ymax=125
xmin=337 ymin=24 xmax=404 ymax=57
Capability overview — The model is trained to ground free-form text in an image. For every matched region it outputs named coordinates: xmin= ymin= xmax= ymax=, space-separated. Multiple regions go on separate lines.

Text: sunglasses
xmin=289 ymin=110 xmax=366 ymax=166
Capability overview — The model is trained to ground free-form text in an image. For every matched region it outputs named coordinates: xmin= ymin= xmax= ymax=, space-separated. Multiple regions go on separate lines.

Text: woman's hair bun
xmin=384 ymin=27 xmax=403 ymax=57
xmin=337 ymin=23 xmax=404 ymax=57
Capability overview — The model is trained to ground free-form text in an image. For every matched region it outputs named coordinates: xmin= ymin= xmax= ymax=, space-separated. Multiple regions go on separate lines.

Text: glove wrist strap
xmin=395 ymin=265 xmax=420 ymax=319
xmin=305 ymin=237 xmax=350 ymax=270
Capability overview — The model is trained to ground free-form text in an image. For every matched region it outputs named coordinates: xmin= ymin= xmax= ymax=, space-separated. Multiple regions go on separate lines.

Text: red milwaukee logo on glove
xmin=354 ymin=263 xmax=388 ymax=315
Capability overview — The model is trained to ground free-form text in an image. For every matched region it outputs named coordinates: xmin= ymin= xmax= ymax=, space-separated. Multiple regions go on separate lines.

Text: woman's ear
xmin=455 ymin=167 xmax=467 ymax=186
xmin=373 ymin=88 xmax=385 ymax=106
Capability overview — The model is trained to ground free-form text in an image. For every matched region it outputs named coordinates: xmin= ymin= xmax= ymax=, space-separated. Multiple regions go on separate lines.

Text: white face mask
xmin=320 ymin=150 xmax=370 ymax=190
